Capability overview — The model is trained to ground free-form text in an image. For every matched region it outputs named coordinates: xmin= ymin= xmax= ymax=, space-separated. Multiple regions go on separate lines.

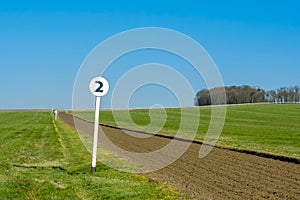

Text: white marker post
xmin=89 ymin=77 xmax=109 ymax=172
xmin=54 ymin=109 xmax=58 ymax=121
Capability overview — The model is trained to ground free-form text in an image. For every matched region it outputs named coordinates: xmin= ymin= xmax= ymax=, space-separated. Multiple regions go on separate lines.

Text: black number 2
xmin=95 ymin=81 xmax=104 ymax=93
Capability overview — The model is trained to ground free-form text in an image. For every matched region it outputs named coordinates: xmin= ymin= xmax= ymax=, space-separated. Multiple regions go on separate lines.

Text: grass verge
xmin=0 ymin=111 xmax=180 ymax=199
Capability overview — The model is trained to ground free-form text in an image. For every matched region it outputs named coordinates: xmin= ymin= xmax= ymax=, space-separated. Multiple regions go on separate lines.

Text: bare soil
xmin=59 ymin=112 xmax=300 ymax=199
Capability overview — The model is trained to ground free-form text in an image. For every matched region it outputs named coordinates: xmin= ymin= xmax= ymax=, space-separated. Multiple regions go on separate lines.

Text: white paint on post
xmin=91 ymin=96 xmax=100 ymax=172
xmin=89 ymin=77 xmax=109 ymax=172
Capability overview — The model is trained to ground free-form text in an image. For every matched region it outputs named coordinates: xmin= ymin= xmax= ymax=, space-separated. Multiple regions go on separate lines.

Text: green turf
xmin=74 ymin=104 xmax=300 ymax=158
xmin=0 ymin=111 xmax=181 ymax=199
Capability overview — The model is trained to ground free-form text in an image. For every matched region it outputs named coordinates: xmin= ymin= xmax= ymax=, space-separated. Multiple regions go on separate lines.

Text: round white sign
xmin=89 ymin=77 xmax=109 ymax=97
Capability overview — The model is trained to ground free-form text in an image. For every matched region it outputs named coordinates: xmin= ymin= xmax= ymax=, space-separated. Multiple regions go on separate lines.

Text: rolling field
xmin=74 ymin=104 xmax=300 ymax=158
xmin=0 ymin=111 xmax=180 ymax=199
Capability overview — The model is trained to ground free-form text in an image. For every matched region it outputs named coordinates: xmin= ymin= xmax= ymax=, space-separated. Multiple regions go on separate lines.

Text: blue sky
xmin=1 ymin=0 xmax=299 ymax=109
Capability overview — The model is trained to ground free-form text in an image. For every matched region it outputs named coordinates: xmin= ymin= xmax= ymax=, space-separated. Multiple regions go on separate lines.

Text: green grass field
xmin=0 ymin=111 xmax=180 ymax=199
xmin=75 ymin=104 xmax=300 ymax=158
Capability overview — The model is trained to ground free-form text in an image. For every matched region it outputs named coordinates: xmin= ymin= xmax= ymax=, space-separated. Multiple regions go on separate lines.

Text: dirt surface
xmin=59 ymin=112 xmax=300 ymax=199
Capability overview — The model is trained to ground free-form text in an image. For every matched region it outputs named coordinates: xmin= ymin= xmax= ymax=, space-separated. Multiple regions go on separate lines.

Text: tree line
xmin=195 ymin=85 xmax=300 ymax=106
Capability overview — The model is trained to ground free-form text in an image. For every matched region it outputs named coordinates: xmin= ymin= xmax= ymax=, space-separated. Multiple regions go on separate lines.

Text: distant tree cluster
xmin=195 ymin=85 xmax=300 ymax=106
xmin=266 ymin=86 xmax=300 ymax=104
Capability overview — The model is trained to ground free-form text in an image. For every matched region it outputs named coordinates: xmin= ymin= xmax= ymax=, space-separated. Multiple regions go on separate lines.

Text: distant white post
xmin=89 ymin=77 xmax=109 ymax=172
xmin=54 ymin=110 xmax=58 ymax=121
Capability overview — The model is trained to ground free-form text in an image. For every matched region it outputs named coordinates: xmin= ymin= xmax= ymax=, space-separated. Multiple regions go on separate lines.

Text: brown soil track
xmin=59 ymin=112 xmax=300 ymax=199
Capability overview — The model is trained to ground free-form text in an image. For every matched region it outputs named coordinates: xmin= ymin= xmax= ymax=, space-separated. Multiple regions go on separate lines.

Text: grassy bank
xmin=0 ymin=111 xmax=180 ymax=199
xmin=74 ymin=104 xmax=300 ymax=158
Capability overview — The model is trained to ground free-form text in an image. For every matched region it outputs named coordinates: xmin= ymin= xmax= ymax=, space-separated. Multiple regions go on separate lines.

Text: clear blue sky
xmin=1 ymin=0 xmax=299 ymax=109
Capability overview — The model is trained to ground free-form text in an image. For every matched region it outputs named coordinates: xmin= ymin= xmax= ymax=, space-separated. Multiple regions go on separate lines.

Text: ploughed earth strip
xmin=59 ymin=112 xmax=300 ymax=200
